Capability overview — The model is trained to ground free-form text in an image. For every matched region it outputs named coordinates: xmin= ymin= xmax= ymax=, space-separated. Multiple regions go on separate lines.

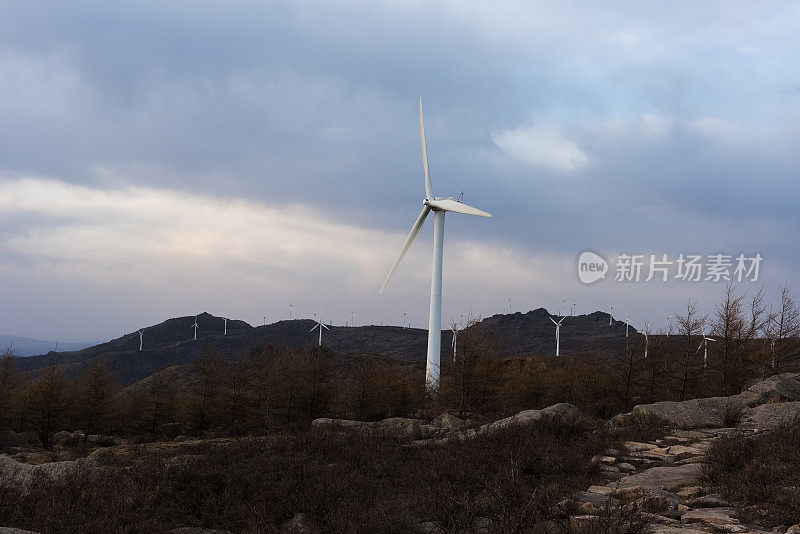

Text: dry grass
xmin=702 ymin=417 xmax=800 ymax=527
xmin=0 ymin=416 xmax=635 ymax=533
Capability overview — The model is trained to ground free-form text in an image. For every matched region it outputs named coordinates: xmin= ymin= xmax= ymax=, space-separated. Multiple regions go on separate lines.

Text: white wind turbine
xmin=560 ymin=299 xmax=567 ymax=316
xmin=609 ymin=305 xmax=614 ymax=325
xmin=508 ymin=297 xmax=513 ymax=314
xmin=643 ymin=320 xmax=651 ymax=358
xmin=139 ymin=330 xmax=143 ymax=351
xmin=571 ymin=301 xmax=577 ymax=316
xmin=451 ymin=324 xmax=458 ymax=362
xmin=380 ymin=98 xmax=492 ymax=388
xmin=403 ymin=312 xmax=408 ymax=329
xmin=289 ymin=304 xmax=293 ymax=319
xmin=625 ymin=313 xmax=630 ymax=338
xmin=699 ymin=326 xmax=715 ymax=369
xmin=549 ymin=315 xmax=566 ymax=356
xmin=310 ymin=313 xmax=329 ymax=346
xmin=192 ymin=317 xmax=198 ymax=340
xmin=664 ymin=313 xmax=673 ymax=338
xmin=223 ymin=318 xmax=228 ymax=336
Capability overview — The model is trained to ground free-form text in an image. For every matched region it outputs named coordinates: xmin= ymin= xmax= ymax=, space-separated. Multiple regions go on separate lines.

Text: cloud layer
xmin=1 ymin=1 xmax=800 ymax=339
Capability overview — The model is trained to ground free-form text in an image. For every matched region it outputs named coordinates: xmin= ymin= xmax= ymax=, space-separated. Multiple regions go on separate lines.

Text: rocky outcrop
xmin=740 ymin=401 xmax=800 ymax=429
xmin=620 ymin=373 xmax=800 ymax=429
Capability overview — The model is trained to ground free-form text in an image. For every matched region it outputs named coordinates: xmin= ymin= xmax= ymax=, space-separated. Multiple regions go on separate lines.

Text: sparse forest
xmin=0 ymin=284 xmax=797 ymax=442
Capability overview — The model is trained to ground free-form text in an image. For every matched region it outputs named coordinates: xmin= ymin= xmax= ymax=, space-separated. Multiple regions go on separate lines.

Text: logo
xmin=578 ymin=251 xmax=608 ymax=284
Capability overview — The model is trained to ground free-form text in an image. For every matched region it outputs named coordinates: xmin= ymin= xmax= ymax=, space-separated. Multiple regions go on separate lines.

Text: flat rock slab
xmin=625 ymin=441 xmax=659 ymax=452
xmin=632 ymin=397 xmax=747 ymax=429
xmin=681 ymin=507 xmax=738 ymax=525
xmin=615 ymin=463 xmax=702 ymax=490
xmin=573 ymin=491 xmax=620 ymax=509
xmin=649 ymin=527 xmax=708 ymax=533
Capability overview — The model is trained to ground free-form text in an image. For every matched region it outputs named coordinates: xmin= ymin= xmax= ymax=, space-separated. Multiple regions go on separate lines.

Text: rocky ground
xmin=1 ymin=373 xmax=799 ymax=533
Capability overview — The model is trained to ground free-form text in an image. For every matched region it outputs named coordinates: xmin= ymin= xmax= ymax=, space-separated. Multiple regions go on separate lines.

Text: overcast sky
xmin=2 ymin=1 xmax=799 ymax=342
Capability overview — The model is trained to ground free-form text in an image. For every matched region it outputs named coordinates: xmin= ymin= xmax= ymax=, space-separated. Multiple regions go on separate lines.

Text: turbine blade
xmin=310 ymin=325 xmax=319 ymax=332
xmin=420 ymin=97 xmax=433 ymax=198
xmin=426 ymin=198 xmax=491 ymax=217
xmin=322 ymin=324 xmax=330 ymax=330
xmin=379 ymin=206 xmax=431 ymax=294
xmin=549 ymin=317 xmax=558 ymax=325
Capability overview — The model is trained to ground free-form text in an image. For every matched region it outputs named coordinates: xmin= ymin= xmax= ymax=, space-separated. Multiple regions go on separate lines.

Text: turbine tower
xmin=192 ymin=317 xmax=198 ymax=340
xmin=609 ymin=305 xmax=614 ymax=325
xmin=451 ymin=324 xmax=458 ymax=362
xmin=571 ymin=301 xmax=577 ymax=316
xmin=223 ymin=317 xmax=228 ymax=336
xmin=561 ymin=299 xmax=567 ymax=316
xmin=289 ymin=304 xmax=293 ymax=319
xmin=625 ymin=313 xmax=629 ymax=338
xmin=643 ymin=320 xmax=651 ymax=358
xmin=139 ymin=330 xmax=143 ymax=351
xmin=508 ymin=297 xmax=513 ymax=314
xmin=549 ymin=316 xmax=566 ymax=356
xmin=380 ymin=98 xmax=492 ymax=388
xmin=310 ymin=313 xmax=329 ymax=346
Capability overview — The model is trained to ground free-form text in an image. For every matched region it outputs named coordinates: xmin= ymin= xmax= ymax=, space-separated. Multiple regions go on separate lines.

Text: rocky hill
xmin=17 ymin=308 xmax=637 ymax=386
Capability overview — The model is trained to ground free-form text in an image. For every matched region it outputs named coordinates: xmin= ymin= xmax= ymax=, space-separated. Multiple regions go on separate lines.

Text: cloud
xmin=491 ymin=125 xmax=590 ymax=173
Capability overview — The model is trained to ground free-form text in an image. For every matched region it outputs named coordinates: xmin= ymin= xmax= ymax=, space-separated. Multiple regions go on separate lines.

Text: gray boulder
xmin=630 ymin=397 xmax=746 ymax=429
xmin=311 ymin=418 xmax=373 ymax=430
xmin=615 ymin=463 xmax=703 ymax=489
xmin=431 ymin=412 xmax=465 ymax=430
xmin=740 ymin=402 xmax=800 ymax=429
xmin=378 ymin=417 xmax=422 ymax=439
xmin=747 ymin=373 xmax=800 ymax=402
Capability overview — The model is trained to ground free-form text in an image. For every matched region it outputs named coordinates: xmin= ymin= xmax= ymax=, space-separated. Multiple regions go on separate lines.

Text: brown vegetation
xmin=702 ymin=418 xmax=800 ymax=526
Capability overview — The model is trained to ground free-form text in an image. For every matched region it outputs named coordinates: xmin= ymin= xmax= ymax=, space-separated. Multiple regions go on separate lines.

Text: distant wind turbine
xmin=643 ymin=320 xmax=651 ymax=358
xmin=561 ymin=299 xmax=567 ymax=316
xmin=310 ymin=313 xmax=330 ymax=346
xmin=571 ymin=301 xmax=577 ymax=316
xmin=549 ymin=315 xmax=566 ymax=356
xmin=609 ymin=305 xmax=614 ymax=325
xmin=380 ymin=98 xmax=492 ymax=388
xmin=139 ymin=330 xmax=143 ymax=351
xmin=625 ymin=313 xmax=629 ymax=338
xmin=403 ymin=312 xmax=408 ymax=329
xmin=699 ymin=326 xmax=715 ymax=369
xmin=192 ymin=317 xmax=198 ymax=340
xmin=508 ymin=297 xmax=513 ymax=314
xmin=451 ymin=324 xmax=458 ymax=362
xmin=289 ymin=304 xmax=293 ymax=319
xmin=664 ymin=313 xmax=673 ymax=338
xmin=223 ymin=318 xmax=228 ymax=336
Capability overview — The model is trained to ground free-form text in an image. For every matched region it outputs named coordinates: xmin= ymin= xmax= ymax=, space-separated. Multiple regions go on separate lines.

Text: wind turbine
xmin=699 ymin=326 xmax=715 ymax=369
xmin=664 ymin=313 xmax=673 ymax=338
xmin=571 ymin=301 xmax=577 ymax=316
xmin=609 ymin=305 xmax=614 ymax=325
xmin=223 ymin=318 xmax=228 ymax=336
xmin=643 ymin=320 xmax=651 ymax=358
xmin=451 ymin=324 xmax=458 ymax=362
xmin=380 ymin=98 xmax=492 ymax=388
xmin=139 ymin=330 xmax=143 ymax=351
xmin=549 ymin=315 xmax=566 ymax=356
xmin=508 ymin=297 xmax=513 ymax=314
xmin=192 ymin=317 xmax=198 ymax=340
xmin=403 ymin=312 xmax=408 ymax=329
xmin=310 ymin=313 xmax=329 ymax=346
xmin=561 ymin=299 xmax=567 ymax=316
xmin=289 ymin=304 xmax=293 ymax=319
xmin=625 ymin=313 xmax=629 ymax=338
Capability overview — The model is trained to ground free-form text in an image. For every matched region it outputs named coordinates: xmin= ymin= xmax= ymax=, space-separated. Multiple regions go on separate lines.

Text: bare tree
xmin=191 ymin=344 xmax=223 ymax=433
xmin=767 ymin=283 xmax=800 ymax=371
xmin=77 ymin=360 xmax=117 ymax=443
xmin=674 ymin=301 xmax=704 ymax=400
xmin=0 ymin=344 xmax=20 ymax=429
xmin=26 ymin=356 xmax=66 ymax=448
